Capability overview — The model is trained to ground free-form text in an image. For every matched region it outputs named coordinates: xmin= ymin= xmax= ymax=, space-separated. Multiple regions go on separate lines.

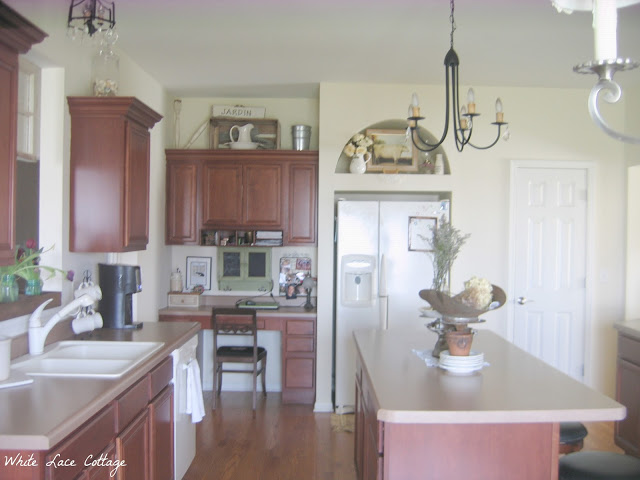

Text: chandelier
xmin=67 ymin=0 xmax=116 ymax=40
xmin=407 ymin=0 xmax=508 ymax=153
xmin=553 ymin=0 xmax=640 ymax=144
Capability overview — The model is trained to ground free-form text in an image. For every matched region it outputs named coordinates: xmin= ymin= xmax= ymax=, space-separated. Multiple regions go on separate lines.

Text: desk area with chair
xmin=159 ymin=298 xmax=316 ymax=405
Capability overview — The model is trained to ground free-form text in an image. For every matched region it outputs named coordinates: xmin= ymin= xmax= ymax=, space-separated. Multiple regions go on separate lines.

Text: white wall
xmin=315 ymin=81 xmax=633 ymax=410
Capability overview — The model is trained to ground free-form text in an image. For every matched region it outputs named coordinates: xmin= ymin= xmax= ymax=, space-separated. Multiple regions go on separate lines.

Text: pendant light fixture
xmin=67 ymin=0 xmax=116 ymax=40
xmin=553 ymin=0 xmax=640 ymax=144
xmin=407 ymin=0 xmax=508 ymax=153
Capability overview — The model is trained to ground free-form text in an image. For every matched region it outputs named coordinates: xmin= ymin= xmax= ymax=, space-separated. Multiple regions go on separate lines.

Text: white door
xmin=509 ymin=163 xmax=591 ymax=380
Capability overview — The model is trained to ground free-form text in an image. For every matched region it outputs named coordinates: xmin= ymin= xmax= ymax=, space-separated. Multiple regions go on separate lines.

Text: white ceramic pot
xmin=349 ymin=152 xmax=371 ymax=174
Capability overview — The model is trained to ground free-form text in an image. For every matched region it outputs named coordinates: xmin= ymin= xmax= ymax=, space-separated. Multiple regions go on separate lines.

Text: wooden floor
xmin=182 ymin=392 xmax=623 ymax=480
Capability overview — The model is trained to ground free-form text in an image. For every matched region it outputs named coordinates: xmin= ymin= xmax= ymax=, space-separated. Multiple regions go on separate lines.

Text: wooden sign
xmin=212 ymin=105 xmax=266 ymax=118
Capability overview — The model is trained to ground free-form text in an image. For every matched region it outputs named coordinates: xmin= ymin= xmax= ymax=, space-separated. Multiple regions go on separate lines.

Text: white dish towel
xmin=185 ymin=359 xmax=205 ymax=423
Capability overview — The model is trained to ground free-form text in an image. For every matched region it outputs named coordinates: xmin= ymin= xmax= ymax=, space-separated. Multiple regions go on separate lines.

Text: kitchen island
xmin=354 ymin=328 xmax=625 ymax=480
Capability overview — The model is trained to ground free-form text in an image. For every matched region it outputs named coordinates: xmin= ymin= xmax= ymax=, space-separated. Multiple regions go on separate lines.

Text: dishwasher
xmin=172 ymin=334 xmax=200 ymax=480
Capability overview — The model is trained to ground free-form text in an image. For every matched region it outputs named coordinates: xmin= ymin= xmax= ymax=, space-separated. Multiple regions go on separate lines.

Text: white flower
xmin=343 ymin=132 xmax=374 ymax=157
xmin=343 ymin=143 xmax=356 ymax=156
xmin=457 ymin=276 xmax=493 ymax=310
xmin=351 ymin=133 xmax=365 ymax=143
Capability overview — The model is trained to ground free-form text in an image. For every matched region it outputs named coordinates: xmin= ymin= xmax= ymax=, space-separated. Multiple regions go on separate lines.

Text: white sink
xmin=11 ymin=341 xmax=164 ymax=378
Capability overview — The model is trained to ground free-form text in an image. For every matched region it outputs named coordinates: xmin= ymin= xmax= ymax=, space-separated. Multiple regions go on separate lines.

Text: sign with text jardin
xmin=212 ymin=105 xmax=265 ymax=118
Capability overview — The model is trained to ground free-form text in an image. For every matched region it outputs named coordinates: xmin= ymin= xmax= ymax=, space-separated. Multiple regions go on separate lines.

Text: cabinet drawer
xmin=46 ymin=404 xmax=116 ymax=480
xmin=286 ymin=320 xmax=314 ymax=335
xmin=619 ymin=334 xmax=640 ymax=366
xmin=149 ymin=356 xmax=173 ymax=399
xmin=116 ymin=377 xmax=150 ymax=431
xmin=286 ymin=337 xmax=314 ymax=353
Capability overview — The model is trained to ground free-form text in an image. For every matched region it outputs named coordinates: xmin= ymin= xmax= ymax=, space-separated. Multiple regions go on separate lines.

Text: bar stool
xmin=559 ymin=451 xmax=640 ymax=480
xmin=559 ymin=422 xmax=588 ymax=454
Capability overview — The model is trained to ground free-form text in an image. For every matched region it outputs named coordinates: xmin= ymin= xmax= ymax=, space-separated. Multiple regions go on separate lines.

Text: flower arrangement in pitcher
xmin=342 ymin=133 xmax=373 ymax=157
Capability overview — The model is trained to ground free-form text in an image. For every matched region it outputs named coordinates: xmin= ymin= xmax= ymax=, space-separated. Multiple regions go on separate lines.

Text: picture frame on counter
xmin=186 ymin=256 xmax=212 ymax=291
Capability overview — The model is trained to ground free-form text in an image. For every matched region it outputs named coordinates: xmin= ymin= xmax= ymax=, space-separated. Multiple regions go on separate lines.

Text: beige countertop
xmin=159 ymin=294 xmax=316 ymax=319
xmin=0 ymin=321 xmax=200 ymax=450
xmin=354 ymin=328 xmax=626 ymax=425
xmin=615 ymin=320 xmax=640 ymax=340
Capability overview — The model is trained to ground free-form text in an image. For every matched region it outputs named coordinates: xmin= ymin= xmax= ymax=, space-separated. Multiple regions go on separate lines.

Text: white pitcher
xmin=229 ymin=123 xmax=254 ymax=143
xmin=349 ymin=152 xmax=371 ymax=174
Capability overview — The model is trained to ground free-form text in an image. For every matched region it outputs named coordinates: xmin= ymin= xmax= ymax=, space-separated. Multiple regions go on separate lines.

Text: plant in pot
xmin=0 ymin=240 xmax=74 ymax=302
xmin=419 ymin=221 xmax=505 ymax=357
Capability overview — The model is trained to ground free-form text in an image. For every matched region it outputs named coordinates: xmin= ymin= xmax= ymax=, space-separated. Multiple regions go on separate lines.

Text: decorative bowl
xmin=419 ymin=285 xmax=506 ymax=320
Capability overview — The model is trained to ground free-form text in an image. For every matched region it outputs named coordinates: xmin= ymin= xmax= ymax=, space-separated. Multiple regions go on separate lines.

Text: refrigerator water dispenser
xmin=341 ymin=254 xmax=376 ymax=306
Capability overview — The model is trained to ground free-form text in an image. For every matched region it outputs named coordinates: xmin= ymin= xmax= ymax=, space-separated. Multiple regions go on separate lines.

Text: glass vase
xmin=25 ymin=279 xmax=43 ymax=296
xmin=91 ymin=49 xmax=119 ymax=96
xmin=0 ymin=274 xmax=19 ymax=303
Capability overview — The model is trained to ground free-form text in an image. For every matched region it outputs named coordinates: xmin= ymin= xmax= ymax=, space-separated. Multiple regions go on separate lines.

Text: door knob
xmin=517 ymin=296 xmax=532 ymax=305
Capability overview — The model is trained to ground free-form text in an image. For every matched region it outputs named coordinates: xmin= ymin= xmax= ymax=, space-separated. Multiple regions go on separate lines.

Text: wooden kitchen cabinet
xmin=354 ymin=356 xmax=382 ymax=480
xmin=0 ymin=5 xmax=46 ymax=265
xmin=116 ymin=408 xmax=150 ymax=480
xmin=286 ymin=160 xmax=317 ymax=245
xmin=282 ymin=317 xmax=317 ymax=404
xmin=202 ymin=162 xmax=243 ymax=226
xmin=615 ymin=330 xmax=640 ymax=456
xmin=1 ymin=355 xmax=174 ymax=480
xmin=164 ymin=149 xmax=317 ymax=246
xmin=166 ymin=156 xmax=200 ymax=244
xmin=149 ymin=386 xmax=174 ymax=480
xmin=202 ymin=157 xmax=282 ymax=228
xmin=67 ymin=97 xmax=162 ymax=252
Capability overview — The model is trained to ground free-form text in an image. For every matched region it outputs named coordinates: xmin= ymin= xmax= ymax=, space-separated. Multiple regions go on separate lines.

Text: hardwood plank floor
xmin=183 ymin=392 xmax=357 ymax=480
xmin=183 ymin=392 xmax=624 ymax=480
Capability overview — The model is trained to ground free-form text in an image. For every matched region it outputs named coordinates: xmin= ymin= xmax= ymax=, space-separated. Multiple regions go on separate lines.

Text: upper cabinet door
xmin=243 ymin=163 xmax=282 ymax=227
xmin=202 ymin=162 xmax=242 ymax=227
xmin=286 ymin=161 xmax=317 ymax=245
xmin=0 ymin=5 xmax=47 ymax=265
xmin=68 ymin=97 xmax=162 ymax=252
xmin=166 ymin=155 xmax=200 ymax=245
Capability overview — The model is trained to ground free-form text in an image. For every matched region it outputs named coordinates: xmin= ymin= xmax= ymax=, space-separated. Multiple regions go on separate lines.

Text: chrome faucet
xmin=28 ymin=284 xmax=103 ymax=355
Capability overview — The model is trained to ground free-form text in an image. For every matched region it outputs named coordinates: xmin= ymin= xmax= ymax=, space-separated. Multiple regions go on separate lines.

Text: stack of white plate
xmin=438 ymin=350 xmax=485 ymax=373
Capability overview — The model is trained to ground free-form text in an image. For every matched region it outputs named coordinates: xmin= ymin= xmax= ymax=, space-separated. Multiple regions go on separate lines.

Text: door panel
xmin=511 ymin=166 xmax=588 ymax=380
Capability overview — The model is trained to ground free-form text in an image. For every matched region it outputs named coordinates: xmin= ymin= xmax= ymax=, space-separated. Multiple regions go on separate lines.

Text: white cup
xmin=0 ymin=335 xmax=12 ymax=382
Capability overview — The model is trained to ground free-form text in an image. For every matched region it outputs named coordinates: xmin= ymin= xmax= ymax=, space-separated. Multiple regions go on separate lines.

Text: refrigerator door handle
xmin=379 ymin=254 xmax=389 ymax=329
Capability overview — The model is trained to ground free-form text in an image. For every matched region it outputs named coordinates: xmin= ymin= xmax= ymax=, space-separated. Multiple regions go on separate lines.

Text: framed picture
xmin=408 ymin=216 xmax=438 ymax=251
xmin=278 ymin=256 xmax=312 ymax=296
xmin=186 ymin=256 xmax=212 ymax=291
xmin=365 ymin=129 xmax=419 ymax=173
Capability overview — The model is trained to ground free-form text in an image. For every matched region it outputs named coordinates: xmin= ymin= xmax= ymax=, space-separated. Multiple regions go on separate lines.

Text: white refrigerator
xmin=334 ymin=199 xmax=450 ymax=411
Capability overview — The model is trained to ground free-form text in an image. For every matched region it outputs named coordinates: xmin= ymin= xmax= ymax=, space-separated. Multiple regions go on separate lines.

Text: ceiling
xmin=16 ymin=0 xmax=640 ymax=98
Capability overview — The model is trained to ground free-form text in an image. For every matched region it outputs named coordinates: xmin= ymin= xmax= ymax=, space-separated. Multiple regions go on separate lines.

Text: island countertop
xmin=0 ymin=321 xmax=199 ymax=450
xmin=354 ymin=327 xmax=626 ymax=425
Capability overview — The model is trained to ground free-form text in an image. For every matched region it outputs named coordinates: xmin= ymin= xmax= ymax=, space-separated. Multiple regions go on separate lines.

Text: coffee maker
xmin=98 ymin=263 xmax=142 ymax=329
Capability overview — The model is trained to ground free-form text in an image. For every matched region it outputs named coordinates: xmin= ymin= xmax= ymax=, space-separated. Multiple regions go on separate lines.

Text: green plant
xmin=0 ymin=239 xmax=74 ymax=283
xmin=426 ymin=220 xmax=470 ymax=292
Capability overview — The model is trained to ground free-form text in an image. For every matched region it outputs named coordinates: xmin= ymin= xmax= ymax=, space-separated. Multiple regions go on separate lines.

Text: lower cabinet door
xmin=116 ymin=410 xmax=150 ymax=480
xmin=83 ymin=443 xmax=117 ymax=480
xmin=149 ymin=385 xmax=175 ymax=480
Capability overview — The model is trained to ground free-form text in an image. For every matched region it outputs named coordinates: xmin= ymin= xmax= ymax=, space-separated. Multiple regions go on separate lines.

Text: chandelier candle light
xmin=407 ymin=0 xmax=508 ymax=153
xmin=552 ymin=0 xmax=640 ymax=144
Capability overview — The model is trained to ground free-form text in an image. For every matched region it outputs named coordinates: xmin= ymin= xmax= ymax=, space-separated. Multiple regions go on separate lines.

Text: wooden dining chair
xmin=211 ymin=307 xmax=267 ymax=410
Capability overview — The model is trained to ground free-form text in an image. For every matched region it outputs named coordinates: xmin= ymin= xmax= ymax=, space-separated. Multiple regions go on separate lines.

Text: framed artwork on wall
xmin=186 ymin=256 xmax=212 ymax=291
xmin=365 ymin=128 xmax=419 ymax=173
xmin=408 ymin=216 xmax=438 ymax=251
